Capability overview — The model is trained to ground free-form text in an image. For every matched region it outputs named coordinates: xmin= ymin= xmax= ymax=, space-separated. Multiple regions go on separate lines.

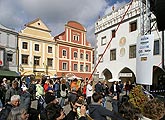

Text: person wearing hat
xmin=5 ymin=80 xmax=21 ymax=103
xmin=2 ymin=78 xmax=10 ymax=90
xmin=39 ymin=91 xmax=59 ymax=120
xmin=20 ymin=86 xmax=31 ymax=111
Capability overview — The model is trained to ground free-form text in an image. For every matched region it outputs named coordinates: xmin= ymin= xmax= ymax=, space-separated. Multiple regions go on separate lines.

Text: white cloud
xmin=0 ymin=0 xmax=128 ymax=47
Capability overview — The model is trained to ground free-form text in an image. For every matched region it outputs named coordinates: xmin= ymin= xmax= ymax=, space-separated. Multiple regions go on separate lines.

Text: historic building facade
xmin=0 ymin=23 xmax=20 ymax=78
xmin=95 ymin=0 xmax=164 ymax=89
xmin=54 ymin=21 xmax=93 ymax=80
xmin=18 ymin=18 xmax=56 ymax=78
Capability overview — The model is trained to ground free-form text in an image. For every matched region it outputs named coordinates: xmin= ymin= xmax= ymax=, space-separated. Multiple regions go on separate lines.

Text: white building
xmin=94 ymin=0 xmax=165 ymax=90
xmin=0 ymin=23 xmax=20 ymax=78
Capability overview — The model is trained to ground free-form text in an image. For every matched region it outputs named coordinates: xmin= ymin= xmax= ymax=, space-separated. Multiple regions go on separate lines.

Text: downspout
xmin=162 ymin=31 xmax=164 ymax=70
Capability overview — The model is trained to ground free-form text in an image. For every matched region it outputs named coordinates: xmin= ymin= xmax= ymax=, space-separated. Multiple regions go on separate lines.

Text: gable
xmin=25 ymin=18 xmax=50 ymax=32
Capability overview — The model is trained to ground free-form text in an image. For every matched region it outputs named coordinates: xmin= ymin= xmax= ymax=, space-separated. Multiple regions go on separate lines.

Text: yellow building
xmin=18 ymin=18 xmax=56 ymax=78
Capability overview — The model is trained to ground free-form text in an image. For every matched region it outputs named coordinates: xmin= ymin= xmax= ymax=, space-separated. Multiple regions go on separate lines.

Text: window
xmin=73 ymin=35 xmax=79 ymax=41
xmin=80 ymin=64 xmax=84 ymax=71
xmin=80 ymin=53 xmax=84 ymax=59
xmin=63 ymin=50 xmax=67 ymax=56
xmin=35 ymin=44 xmax=39 ymax=51
xmin=34 ymin=56 xmax=40 ymax=65
xmin=47 ymin=58 xmax=53 ymax=67
xmin=110 ymin=49 xmax=116 ymax=61
xmin=73 ymin=64 xmax=78 ymax=71
xmin=22 ymin=55 xmax=28 ymax=64
xmin=101 ymin=36 xmax=106 ymax=45
xmin=129 ymin=45 xmax=136 ymax=58
xmin=86 ymin=65 xmax=89 ymax=72
xmin=22 ymin=42 xmax=28 ymax=49
xmin=129 ymin=21 xmax=137 ymax=32
xmin=154 ymin=40 xmax=160 ymax=55
xmin=48 ymin=46 xmax=52 ymax=53
xmin=7 ymin=54 xmax=13 ymax=62
xmin=98 ymin=54 xmax=103 ymax=62
xmin=62 ymin=63 xmax=67 ymax=70
xmin=74 ymin=52 xmax=78 ymax=58
xmin=86 ymin=54 xmax=89 ymax=60
xmin=112 ymin=29 xmax=116 ymax=38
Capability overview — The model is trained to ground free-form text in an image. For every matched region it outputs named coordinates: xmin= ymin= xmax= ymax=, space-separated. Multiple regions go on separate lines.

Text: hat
xmin=3 ymin=78 xmax=7 ymax=81
xmin=45 ymin=92 xmax=56 ymax=104
xmin=22 ymin=86 xmax=28 ymax=91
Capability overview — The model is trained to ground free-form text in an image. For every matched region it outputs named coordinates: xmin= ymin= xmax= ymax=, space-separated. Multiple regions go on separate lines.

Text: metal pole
xmin=162 ymin=31 xmax=164 ymax=69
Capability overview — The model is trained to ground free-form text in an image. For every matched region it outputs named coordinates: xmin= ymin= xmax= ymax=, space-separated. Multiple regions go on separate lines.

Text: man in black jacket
xmin=88 ymin=92 xmax=125 ymax=120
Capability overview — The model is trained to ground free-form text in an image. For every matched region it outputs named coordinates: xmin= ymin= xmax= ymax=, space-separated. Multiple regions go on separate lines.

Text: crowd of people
xmin=0 ymin=77 xmax=164 ymax=120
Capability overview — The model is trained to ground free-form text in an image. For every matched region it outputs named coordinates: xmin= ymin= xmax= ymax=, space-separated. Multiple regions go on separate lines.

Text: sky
xmin=0 ymin=0 xmax=130 ymax=47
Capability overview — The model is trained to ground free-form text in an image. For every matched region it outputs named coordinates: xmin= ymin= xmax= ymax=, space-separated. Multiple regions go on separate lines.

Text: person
xmin=2 ymin=78 xmax=10 ymax=90
xmin=88 ymin=92 xmax=124 ymax=120
xmin=0 ymin=95 xmax=21 ymax=120
xmin=0 ymin=80 xmax=6 ymax=108
xmin=40 ymin=91 xmax=59 ymax=120
xmin=94 ymin=81 xmax=103 ymax=93
xmin=119 ymin=101 xmax=141 ymax=120
xmin=20 ymin=86 xmax=31 ymax=111
xmin=60 ymin=79 xmax=67 ymax=108
xmin=102 ymin=81 xmax=109 ymax=108
xmin=36 ymin=79 xmax=44 ymax=99
xmin=45 ymin=102 xmax=87 ymax=120
xmin=141 ymin=98 xmax=165 ymax=120
xmin=54 ymin=79 xmax=61 ymax=98
xmin=44 ymin=79 xmax=50 ymax=93
xmin=68 ymin=87 xmax=78 ymax=109
xmin=7 ymin=106 xmax=29 ymax=120
xmin=110 ymin=81 xmax=121 ymax=100
xmin=86 ymin=80 xmax=93 ymax=106
xmin=28 ymin=80 xmax=36 ymax=100
xmin=5 ymin=80 xmax=21 ymax=103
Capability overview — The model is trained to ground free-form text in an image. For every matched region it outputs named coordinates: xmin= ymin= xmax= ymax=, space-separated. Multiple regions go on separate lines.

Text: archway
xmin=102 ymin=68 xmax=112 ymax=86
xmin=151 ymin=66 xmax=165 ymax=91
xmin=119 ymin=67 xmax=136 ymax=84
xmin=102 ymin=68 xmax=112 ymax=80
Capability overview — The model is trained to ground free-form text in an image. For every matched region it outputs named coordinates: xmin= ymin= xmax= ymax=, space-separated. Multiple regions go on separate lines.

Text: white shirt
xmin=86 ymin=83 xmax=93 ymax=97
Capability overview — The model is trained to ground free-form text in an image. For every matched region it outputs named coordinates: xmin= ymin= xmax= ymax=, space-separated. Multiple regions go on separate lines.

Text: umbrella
xmin=108 ymin=78 xmax=121 ymax=82
xmin=67 ymin=75 xmax=83 ymax=80
xmin=50 ymin=76 xmax=62 ymax=79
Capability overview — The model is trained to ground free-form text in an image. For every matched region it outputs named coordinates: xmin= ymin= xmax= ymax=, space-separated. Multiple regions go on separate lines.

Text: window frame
xmin=34 ymin=56 xmax=40 ymax=66
xmin=154 ymin=39 xmax=160 ymax=55
xmin=110 ymin=49 xmax=116 ymax=61
xmin=62 ymin=49 xmax=67 ymax=56
xmin=22 ymin=42 xmax=28 ymax=49
xmin=34 ymin=44 xmax=39 ymax=51
xmin=101 ymin=36 xmax=106 ymax=45
xmin=22 ymin=54 xmax=29 ymax=65
xmin=7 ymin=53 xmax=13 ymax=62
xmin=62 ymin=62 xmax=67 ymax=70
xmin=48 ymin=46 xmax=52 ymax=53
xmin=129 ymin=45 xmax=136 ymax=59
xmin=80 ymin=64 xmax=84 ymax=71
xmin=73 ymin=64 xmax=78 ymax=71
xmin=112 ymin=29 xmax=116 ymax=38
xmin=129 ymin=20 xmax=137 ymax=32
xmin=47 ymin=58 xmax=53 ymax=67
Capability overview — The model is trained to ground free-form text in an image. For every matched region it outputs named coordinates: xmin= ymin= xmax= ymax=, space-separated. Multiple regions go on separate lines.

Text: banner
xmin=136 ymin=34 xmax=154 ymax=85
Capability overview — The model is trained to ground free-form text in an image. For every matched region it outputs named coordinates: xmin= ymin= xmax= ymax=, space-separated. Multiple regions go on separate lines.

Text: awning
xmin=0 ymin=70 xmax=20 ymax=77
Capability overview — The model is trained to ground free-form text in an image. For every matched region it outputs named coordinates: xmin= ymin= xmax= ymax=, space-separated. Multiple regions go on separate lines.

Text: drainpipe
xmin=162 ymin=31 xmax=164 ymax=70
